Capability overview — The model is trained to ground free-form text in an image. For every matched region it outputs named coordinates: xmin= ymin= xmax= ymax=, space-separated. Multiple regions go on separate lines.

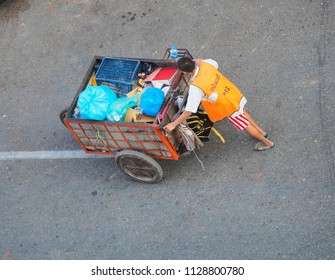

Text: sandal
xmin=254 ymin=142 xmax=275 ymax=151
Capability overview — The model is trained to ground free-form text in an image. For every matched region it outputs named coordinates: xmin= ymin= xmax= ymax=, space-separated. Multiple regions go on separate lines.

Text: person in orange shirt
xmin=164 ymin=57 xmax=275 ymax=151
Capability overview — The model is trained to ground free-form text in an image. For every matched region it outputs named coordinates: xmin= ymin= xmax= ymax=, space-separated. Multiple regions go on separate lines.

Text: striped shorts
xmin=228 ymin=96 xmax=249 ymax=131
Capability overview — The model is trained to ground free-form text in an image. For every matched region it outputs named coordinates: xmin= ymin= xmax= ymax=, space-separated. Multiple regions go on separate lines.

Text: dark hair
xmin=178 ymin=57 xmax=196 ymax=73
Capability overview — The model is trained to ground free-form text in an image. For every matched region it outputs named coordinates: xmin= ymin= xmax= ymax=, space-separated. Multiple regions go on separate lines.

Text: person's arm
xmin=164 ymin=85 xmax=203 ymax=132
xmin=164 ymin=59 xmax=207 ymax=132
xmin=164 ymin=110 xmax=192 ymax=132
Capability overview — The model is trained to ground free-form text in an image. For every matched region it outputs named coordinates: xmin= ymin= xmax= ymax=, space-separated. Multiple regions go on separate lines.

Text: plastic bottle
xmin=170 ymin=46 xmax=178 ymax=60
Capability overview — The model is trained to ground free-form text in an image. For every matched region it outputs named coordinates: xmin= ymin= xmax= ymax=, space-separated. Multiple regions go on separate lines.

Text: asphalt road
xmin=0 ymin=0 xmax=334 ymax=260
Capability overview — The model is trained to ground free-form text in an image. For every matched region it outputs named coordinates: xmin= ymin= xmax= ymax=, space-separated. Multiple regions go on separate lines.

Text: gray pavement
xmin=0 ymin=0 xmax=334 ymax=259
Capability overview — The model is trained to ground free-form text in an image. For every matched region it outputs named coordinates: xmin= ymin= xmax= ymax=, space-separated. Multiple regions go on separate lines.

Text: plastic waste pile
xmin=74 ymin=46 xmax=180 ymax=123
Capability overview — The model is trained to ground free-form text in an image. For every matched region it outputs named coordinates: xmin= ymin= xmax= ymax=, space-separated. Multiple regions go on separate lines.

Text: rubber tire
xmin=59 ymin=108 xmax=69 ymax=126
xmin=115 ymin=150 xmax=163 ymax=183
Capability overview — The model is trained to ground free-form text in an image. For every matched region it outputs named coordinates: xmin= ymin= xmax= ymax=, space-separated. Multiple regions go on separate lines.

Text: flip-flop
xmin=254 ymin=142 xmax=275 ymax=151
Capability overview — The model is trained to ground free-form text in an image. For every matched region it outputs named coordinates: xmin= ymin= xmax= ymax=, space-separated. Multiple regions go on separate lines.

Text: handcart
xmin=60 ymin=48 xmax=193 ymax=183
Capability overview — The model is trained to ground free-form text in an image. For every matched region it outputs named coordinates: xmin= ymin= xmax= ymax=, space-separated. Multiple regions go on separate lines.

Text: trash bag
xmin=140 ymin=88 xmax=165 ymax=117
xmin=140 ymin=62 xmax=157 ymax=75
xmin=106 ymin=94 xmax=139 ymax=122
xmin=77 ymin=85 xmax=117 ymax=120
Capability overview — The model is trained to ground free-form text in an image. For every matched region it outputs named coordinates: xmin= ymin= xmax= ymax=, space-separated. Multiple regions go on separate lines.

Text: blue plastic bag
xmin=106 ymin=94 xmax=139 ymax=122
xmin=140 ymin=88 xmax=165 ymax=117
xmin=77 ymin=85 xmax=117 ymax=120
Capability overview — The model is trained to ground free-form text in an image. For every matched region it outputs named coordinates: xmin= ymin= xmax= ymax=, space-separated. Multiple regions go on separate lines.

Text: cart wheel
xmin=115 ymin=150 xmax=163 ymax=183
xmin=59 ymin=108 xmax=69 ymax=126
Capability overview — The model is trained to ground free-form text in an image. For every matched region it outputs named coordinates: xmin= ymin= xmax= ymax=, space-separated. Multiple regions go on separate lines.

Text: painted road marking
xmin=0 ymin=150 xmax=112 ymax=161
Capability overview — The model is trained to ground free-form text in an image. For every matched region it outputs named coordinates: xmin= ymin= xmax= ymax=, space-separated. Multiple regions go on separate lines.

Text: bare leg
xmin=244 ymin=124 xmax=274 ymax=148
xmin=243 ymin=110 xmax=275 ymax=150
xmin=244 ymin=110 xmax=267 ymax=137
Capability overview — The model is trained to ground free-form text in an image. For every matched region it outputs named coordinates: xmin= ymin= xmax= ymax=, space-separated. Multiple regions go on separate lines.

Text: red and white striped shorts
xmin=227 ymin=96 xmax=249 ymax=131
xmin=228 ymin=112 xmax=249 ymax=131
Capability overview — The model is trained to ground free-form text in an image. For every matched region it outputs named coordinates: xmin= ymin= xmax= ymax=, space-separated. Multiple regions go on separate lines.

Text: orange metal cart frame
xmin=61 ymin=49 xmax=193 ymax=183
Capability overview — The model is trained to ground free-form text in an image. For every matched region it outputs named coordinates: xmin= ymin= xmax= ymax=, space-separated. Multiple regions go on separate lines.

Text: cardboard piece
xmin=124 ymin=108 xmax=155 ymax=123
xmin=126 ymin=87 xmax=141 ymax=97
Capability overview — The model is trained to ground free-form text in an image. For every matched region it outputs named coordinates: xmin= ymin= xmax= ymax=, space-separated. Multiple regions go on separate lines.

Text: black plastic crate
xmin=95 ymin=58 xmax=141 ymax=96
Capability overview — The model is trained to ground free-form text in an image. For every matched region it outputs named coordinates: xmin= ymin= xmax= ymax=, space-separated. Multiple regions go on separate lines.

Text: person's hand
xmin=164 ymin=122 xmax=176 ymax=133
xmin=163 ymin=111 xmax=192 ymax=133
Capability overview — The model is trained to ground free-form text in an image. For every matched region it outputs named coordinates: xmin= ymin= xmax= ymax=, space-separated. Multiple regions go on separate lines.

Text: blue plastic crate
xmin=95 ymin=58 xmax=141 ymax=96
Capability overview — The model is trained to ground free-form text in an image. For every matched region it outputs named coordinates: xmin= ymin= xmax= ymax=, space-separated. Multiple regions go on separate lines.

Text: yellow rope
xmin=211 ymin=127 xmax=225 ymax=143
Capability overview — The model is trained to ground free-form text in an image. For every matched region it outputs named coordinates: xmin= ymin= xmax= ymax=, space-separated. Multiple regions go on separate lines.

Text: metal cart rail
xmin=60 ymin=49 xmax=193 ymax=183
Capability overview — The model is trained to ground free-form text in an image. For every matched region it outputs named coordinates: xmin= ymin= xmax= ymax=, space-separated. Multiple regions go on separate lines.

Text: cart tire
xmin=115 ymin=150 xmax=163 ymax=183
xmin=59 ymin=108 xmax=69 ymax=126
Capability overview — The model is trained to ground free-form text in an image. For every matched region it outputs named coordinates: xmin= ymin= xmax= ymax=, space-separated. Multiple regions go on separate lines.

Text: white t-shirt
xmin=185 ymin=59 xmax=219 ymax=113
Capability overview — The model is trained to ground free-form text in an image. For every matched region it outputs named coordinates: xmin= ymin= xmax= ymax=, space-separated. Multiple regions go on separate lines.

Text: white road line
xmin=0 ymin=150 xmax=112 ymax=161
